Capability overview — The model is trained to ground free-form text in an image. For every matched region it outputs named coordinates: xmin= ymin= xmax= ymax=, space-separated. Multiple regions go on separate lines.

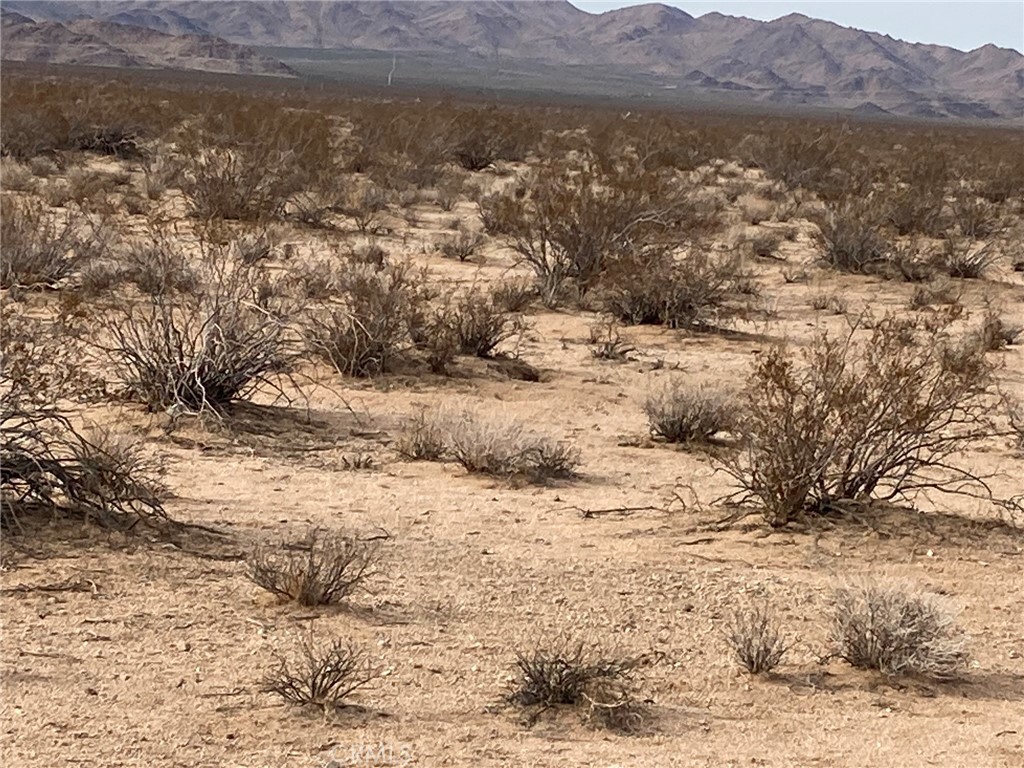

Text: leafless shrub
xmin=938 ymin=238 xmax=1000 ymax=279
xmin=830 ymin=582 xmax=968 ymax=679
xmin=508 ymin=639 xmax=650 ymax=732
xmin=0 ymin=198 xmax=99 ymax=289
xmin=121 ymin=233 xmax=201 ymax=296
xmin=1 ymin=309 xmax=167 ymax=531
xmin=437 ymin=230 xmax=485 ymax=262
xmin=883 ymin=185 xmax=947 ymax=237
xmin=643 ymin=379 xmax=736 ymax=445
xmin=725 ymin=602 xmax=789 ymax=674
xmin=97 ymin=249 xmax=299 ymax=413
xmin=262 ymin=633 xmax=381 ymax=711
xmin=720 ymin=314 xmax=997 ymax=526
xmin=247 ymin=529 xmax=379 ymax=606
xmin=305 ymin=260 xmax=424 ymax=377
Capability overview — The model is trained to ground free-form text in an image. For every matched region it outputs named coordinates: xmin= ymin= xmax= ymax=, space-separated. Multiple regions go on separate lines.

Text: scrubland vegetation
xmin=1 ymin=65 xmax=1022 ymax=767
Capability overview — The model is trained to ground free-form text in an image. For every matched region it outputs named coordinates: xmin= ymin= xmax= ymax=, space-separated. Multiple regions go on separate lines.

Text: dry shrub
xmin=643 ymin=379 xmax=736 ymax=445
xmin=446 ymin=409 xmax=579 ymax=482
xmin=247 ymin=529 xmax=379 ymax=606
xmin=883 ymin=184 xmax=947 ymax=238
xmin=508 ymin=640 xmax=650 ymax=732
xmin=98 ymin=248 xmax=300 ymax=413
xmin=813 ymin=201 xmax=891 ymax=274
xmin=344 ymin=183 xmax=388 ymax=235
xmin=181 ymin=145 xmax=300 ymax=222
xmin=305 ymin=259 xmax=425 ymax=377
xmin=396 ymin=407 xmax=450 ymax=461
xmin=601 ymin=249 xmax=755 ymax=330
xmin=949 ymin=193 xmax=1003 ymax=239
xmin=1 ymin=309 xmax=166 ymax=531
xmin=436 ymin=288 xmax=525 ymax=358
xmin=1 ymin=158 xmax=34 ymax=191
xmin=262 ymin=633 xmax=381 ymax=711
xmin=938 ymin=238 xmax=1000 ymax=279
xmin=830 ymin=582 xmax=968 ymax=679
xmin=725 ymin=602 xmax=789 ymax=674
xmin=720 ymin=314 xmax=996 ymax=526
xmin=121 ymin=232 xmax=201 ymax=296
xmin=0 ymin=198 xmax=103 ymax=289
xmin=479 ymin=155 xmax=712 ymax=306
xmin=437 ymin=230 xmax=485 ymax=262
xmin=489 ymin=278 xmax=536 ymax=313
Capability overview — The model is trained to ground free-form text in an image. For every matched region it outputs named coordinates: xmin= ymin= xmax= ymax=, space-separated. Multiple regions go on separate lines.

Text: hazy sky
xmin=573 ymin=1 xmax=1024 ymax=53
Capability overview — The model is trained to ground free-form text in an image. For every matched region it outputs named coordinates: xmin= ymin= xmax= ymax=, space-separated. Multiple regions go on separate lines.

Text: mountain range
xmin=3 ymin=1 xmax=1022 ymax=120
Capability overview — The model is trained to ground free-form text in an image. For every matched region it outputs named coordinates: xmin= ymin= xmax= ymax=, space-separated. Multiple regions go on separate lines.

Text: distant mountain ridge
xmin=2 ymin=1 xmax=1021 ymax=120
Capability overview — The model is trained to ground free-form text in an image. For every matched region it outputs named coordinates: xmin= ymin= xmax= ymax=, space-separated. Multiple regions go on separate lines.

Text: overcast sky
xmin=573 ymin=1 xmax=1024 ymax=53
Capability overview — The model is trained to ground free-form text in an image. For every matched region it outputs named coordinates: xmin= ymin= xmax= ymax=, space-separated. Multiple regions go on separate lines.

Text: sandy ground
xmin=3 ymin=164 xmax=1024 ymax=768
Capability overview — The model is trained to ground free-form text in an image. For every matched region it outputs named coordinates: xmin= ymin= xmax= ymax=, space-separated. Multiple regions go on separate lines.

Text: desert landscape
xmin=1 ymin=45 xmax=1023 ymax=768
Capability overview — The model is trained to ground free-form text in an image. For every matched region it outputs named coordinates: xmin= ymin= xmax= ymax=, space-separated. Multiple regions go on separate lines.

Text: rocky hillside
xmin=4 ymin=1 xmax=1021 ymax=119
xmin=1 ymin=7 xmax=295 ymax=76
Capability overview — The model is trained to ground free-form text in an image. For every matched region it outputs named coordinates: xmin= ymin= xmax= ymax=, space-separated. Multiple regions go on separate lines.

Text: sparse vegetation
xmin=725 ymin=602 xmax=789 ymax=674
xmin=643 ymin=379 xmax=735 ymax=445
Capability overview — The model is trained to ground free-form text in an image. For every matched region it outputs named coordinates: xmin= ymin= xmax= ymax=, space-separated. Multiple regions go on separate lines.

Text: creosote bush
xmin=262 ymin=633 xmax=381 ymax=711
xmin=643 ymin=379 xmax=736 ymax=445
xmin=721 ymin=313 xmax=997 ymax=526
xmin=725 ymin=603 xmax=789 ymax=674
xmin=247 ymin=529 xmax=379 ymax=606
xmin=97 ymin=246 xmax=300 ymax=413
xmin=830 ymin=582 xmax=968 ymax=679
xmin=508 ymin=640 xmax=650 ymax=732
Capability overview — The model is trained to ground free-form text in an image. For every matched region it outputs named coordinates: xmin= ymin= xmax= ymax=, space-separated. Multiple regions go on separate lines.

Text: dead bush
xmin=830 ymin=582 xmax=968 ymax=679
xmin=262 ymin=633 xmax=381 ymax=711
xmin=247 ymin=529 xmax=379 ymax=606
xmin=305 ymin=259 xmax=425 ymax=377
xmin=97 ymin=249 xmax=300 ymax=413
xmin=720 ymin=314 xmax=997 ymax=526
xmin=725 ymin=602 xmax=789 ymax=674
xmin=643 ymin=379 xmax=735 ymax=445
xmin=508 ymin=640 xmax=650 ymax=732
xmin=1 ymin=309 xmax=166 ymax=531
xmin=0 ymin=198 xmax=102 ymax=289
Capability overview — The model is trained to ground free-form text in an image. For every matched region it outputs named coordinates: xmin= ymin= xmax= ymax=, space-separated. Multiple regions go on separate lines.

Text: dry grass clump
xmin=437 ymin=230 xmax=485 ymax=262
xmin=247 ymin=529 xmax=379 ymax=606
xmin=725 ymin=602 xmax=789 ymax=674
xmin=813 ymin=201 xmax=891 ymax=274
xmin=97 ymin=248 xmax=300 ymax=414
xmin=720 ymin=314 xmax=996 ymax=526
xmin=643 ymin=379 xmax=736 ymax=445
xmin=830 ymin=582 xmax=968 ymax=679
xmin=262 ymin=633 xmax=381 ymax=712
xmin=508 ymin=640 xmax=650 ymax=732
xmin=397 ymin=407 xmax=579 ymax=482
xmin=438 ymin=287 xmax=526 ymax=358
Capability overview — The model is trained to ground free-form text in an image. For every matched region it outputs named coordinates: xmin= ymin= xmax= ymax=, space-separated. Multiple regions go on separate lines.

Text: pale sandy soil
xmin=2 ymin=162 xmax=1023 ymax=768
